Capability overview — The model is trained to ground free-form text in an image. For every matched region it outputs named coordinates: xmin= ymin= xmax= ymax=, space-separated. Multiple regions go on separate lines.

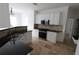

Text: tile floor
xmin=29 ymin=37 xmax=76 ymax=55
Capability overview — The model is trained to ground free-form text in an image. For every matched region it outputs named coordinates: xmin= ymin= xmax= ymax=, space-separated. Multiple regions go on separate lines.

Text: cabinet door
xmin=24 ymin=31 xmax=32 ymax=44
xmin=49 ymin=13 xmax=54 ymax=25
xmin=36 ymin=13 xmax=50 ymax=24
xmin=32 ymin=29 xmax=39 ymax=38
xmin=47 ymin=31 xmax=57 ymax=43
xmin=20 ymin=31 xmax=32 ymax=44
xmin=50 ymin=12 xmax=60 ymax=25
xmin=54 ymin=12 xmax=60 ymax=25
xmin=43 ymin=13 xmax=50 ymax=21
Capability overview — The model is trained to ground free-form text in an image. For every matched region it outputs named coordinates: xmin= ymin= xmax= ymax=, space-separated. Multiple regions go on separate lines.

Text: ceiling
xmin=9 ymin=3 xmax=79 ymax=12
xmin=33 ymin=3 xmax=79 ymax=10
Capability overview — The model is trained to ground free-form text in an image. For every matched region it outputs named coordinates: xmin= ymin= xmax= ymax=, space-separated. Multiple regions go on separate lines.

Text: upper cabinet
xmin=36 ymin=13 xmax=49 ymax=24
xmin=35 ymin=12 xmax=61 ymax=25
xmin=50 ymin=12 xmax=61 ymax=25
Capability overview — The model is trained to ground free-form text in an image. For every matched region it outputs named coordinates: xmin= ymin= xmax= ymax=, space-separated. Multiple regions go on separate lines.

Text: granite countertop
xmin=34 ymin=24 xmax=63 ymax=33
xmin=0 ymin=26 xmax=27 ymax=31
xmin=0 ymin=40 xmax=33 ymax=55
xmin=0 ymin=26 xmax=18 ymax=30
xmin=0 ymin=26 xmax=33 ymax=55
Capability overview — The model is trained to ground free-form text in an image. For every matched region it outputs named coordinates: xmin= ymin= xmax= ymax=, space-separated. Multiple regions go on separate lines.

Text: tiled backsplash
xmin=34 ymin=24 xmax=63 ymax=32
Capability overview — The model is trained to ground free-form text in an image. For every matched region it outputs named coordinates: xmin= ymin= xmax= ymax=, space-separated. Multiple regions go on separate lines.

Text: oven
xmin=39 ymin=29 xmax=47 ymax=40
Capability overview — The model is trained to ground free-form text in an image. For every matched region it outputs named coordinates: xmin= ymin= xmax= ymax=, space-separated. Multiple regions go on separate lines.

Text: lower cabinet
xmin=32 ymin=29 xmax=39 ymax=38
xmin=47 ymin=31 xmax=57 ymax=43
xmin=20 ymin=31 xmax=32 ymax=44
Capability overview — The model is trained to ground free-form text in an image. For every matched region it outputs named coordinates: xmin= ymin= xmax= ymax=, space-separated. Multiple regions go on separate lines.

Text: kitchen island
xmin=0 ymin=26 xmax=33 ymax=55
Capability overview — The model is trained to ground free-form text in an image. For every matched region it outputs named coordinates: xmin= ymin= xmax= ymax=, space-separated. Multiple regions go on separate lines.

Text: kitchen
xmin=32 ymin=9 xmax=67 ymax=43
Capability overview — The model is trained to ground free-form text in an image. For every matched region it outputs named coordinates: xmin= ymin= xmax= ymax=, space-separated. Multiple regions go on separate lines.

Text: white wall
xmin=0 ymin=3 xmax=10 ymax=28
xmin=9 ymin=3 xmax=34 ymax=30
xmin=15 ymin=13 xmax=22 ymax=26
xmin=28 ymin=11 xmax=34 ymax=30
xmin=10 ymin=12 xmax=22 ymax=27
xmin=21 ymin=10 xmax=34 ymax=30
